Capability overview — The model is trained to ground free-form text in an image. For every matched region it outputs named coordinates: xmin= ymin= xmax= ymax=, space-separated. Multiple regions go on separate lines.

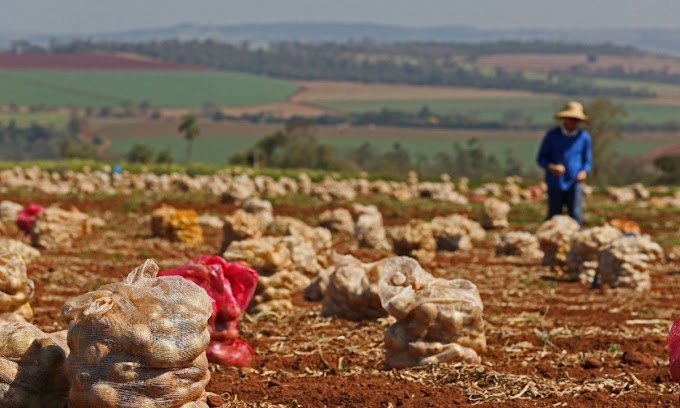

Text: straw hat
xmin=554 ymin=101 xmax=589 ymax=122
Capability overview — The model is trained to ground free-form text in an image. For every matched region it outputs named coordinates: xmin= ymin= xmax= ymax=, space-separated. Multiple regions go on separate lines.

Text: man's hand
xmin=577 ymin=170 xmax=587 ymax=182
xmin=548 ymin=163 xmax=566 ymax=176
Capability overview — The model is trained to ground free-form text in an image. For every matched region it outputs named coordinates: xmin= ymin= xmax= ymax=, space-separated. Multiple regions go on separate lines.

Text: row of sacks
xmin=495 ymin=215 xmax=665 ymax=291
xmin=0 ymin=259 xmax=216 ymax=408
xmin=2 ymin=200 xmax=99 ymax=251
xmin=306 ymin=254 xmax=486 ymax=369
xmin=317 ymin=204 xmax=487 ymax=261
xmin=1 ymin=166 xmax=548 ymax=205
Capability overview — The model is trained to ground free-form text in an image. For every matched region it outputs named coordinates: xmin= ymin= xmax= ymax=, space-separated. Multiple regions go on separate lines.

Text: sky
xmin=1 ymin=0 xmax=679 ymax=34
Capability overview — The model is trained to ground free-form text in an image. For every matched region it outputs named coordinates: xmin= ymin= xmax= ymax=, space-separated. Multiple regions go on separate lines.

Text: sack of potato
xmin=31 ymin=206 xmax=91 ymax=250
xmin=536 ymin=215 xmax=581 ymax=270
xmin=481 ymin=198 xmax=510 ymax=230
xmin=378 ymin=257 xmax=485 ymax=369
xmin=62 ymin=260 xmax=212 ymax=408
xmin=321 ymin=253 xmax=387 ymax=321
xmin=495 ymin=231 xmax=543 ymax=259
xmin=0 ymin=322 xmax=70 ymax=407
xmin=388 ymin=220 xmax=436 ymax=263
xmin=0 ymin=252 xmax=34 ymax=325
xmin=151 ymin=205 xmax=203 ymax=247
xmin=159 ymin=256 xmax=258 ymax=367
xmin=597 ymin=235 xmax=664 ymax=291
xmin=0 ymin=238 xmax=40 ymax=265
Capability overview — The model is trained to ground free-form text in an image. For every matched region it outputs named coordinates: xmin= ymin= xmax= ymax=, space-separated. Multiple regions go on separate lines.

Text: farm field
xmin=0 ymin=111 xmax=69 ymax=127
xmin=0 ymin=70 xmax=297 ymax=108
xmin=293 ymin=80 xmax=680 ymax=125
xmin=1 ymin=179 xmax=679 ymax=406
xmin=474 ymin=53 xmax=680 ymax=75
xmin=102 ymin=120 xmax=680 ymax=166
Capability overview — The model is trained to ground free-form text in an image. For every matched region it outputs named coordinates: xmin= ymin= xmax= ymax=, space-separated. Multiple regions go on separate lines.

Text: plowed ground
xmin=3 ymin=190 xmax=679 ymax=407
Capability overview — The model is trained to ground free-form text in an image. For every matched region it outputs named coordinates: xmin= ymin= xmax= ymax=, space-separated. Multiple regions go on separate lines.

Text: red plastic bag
xmin=158 ymin=255 xmax=258 ymax=367
xmin=669 ymin=316 xmax=680 ymax=382
xmin=16 ymin=204 xmax=44 ymax=235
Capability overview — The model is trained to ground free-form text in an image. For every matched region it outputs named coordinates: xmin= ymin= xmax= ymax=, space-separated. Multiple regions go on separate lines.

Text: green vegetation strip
xmin=0 ymin=70 xmax=297 ymax=108
xmin=108 ymin=134 xmax=674 ymax=169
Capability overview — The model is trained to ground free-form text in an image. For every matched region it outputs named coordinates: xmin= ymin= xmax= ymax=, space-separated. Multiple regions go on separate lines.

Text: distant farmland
xmin=0 ymin=70 xmax=297 ymax=108
xmin=105 ymin=121 xmax=678 ymax=168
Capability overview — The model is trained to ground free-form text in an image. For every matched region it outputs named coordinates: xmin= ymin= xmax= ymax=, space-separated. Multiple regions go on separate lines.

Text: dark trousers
xmin=547 ymin=183 xmax=583 ymax=225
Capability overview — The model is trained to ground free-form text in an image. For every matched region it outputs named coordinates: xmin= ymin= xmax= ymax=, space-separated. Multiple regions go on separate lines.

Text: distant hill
xmin=1 ymin=23 xmax=680 ymax=55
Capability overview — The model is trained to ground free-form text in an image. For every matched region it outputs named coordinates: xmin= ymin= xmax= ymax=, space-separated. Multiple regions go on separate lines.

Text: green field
xmin=108 ymin=134 xmax=672 ymax=168
xmin=0 ymin=71 xmax=297 ymax=108
xmin=0 ymin=112 xmax=69 ymax=127
xmin=315 ymin=97 xmax=680 ymax=125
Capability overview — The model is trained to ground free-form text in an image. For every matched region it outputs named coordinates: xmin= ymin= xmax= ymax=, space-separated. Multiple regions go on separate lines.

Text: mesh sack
xmin=668 ymin=316 xmax=680 ymax=383
xmin=31 ymin=207 xmax=91 ymax=250
xmin=566 ymin=225 xmax=622 ymax=285
xmin=495 ymin=231 xmax=543 ymax=259
xmin=0 ymin=322 xmax=69 ymax=407
xmin=16 ymin=204 xmax=44 ymax=236
xmin=596 ymin=235 xmax=664 ymax=291
xmin=0 ymin=238 xmax=41 ymax=264
xmin=151 ymin=205 xmax=203 ymax=247
xmin=536 ymin=215 xmax=581 ymax=269
xmin=321 ymin=254 xmax=387 ymax=320
xmin=62 ymin=260 xmax=212 ymax=408
xmin=158 ymin=256 xmax=258 ymax=367
xmin=481 ymin=198 xmax=510 ymax=229
xmin=0 ymin=252 xmax=34 ymax=324
xmin=220 ymin=210 xmax=268 ymax=252
xmin=318 ymin=209 xmax=355 ymax=236
xmin=378 ymin=257 xmax=485 ymax=369
xmin=353 ymin=205 xmax=392 ymax=251
xmin=0 ymin=201 xmax=23 ymax=224
xmin=388 ymin=220 xmax=436 ymax=263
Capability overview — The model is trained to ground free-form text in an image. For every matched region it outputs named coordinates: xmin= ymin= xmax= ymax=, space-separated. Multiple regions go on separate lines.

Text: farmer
xmin=536 ymin=101 xmax=593 ymax=225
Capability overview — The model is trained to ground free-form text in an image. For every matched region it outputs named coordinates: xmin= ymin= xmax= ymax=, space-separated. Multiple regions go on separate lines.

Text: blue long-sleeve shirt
xmin=536 ymin=127 xmax=592 ymax=191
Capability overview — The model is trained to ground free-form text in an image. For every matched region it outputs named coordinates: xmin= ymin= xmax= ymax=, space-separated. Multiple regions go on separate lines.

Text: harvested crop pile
xmin=321 ymin=254 xmax=387 ymax=320
xmin=536 ymin=215 xmax=581 ymax=270
xmin=495 ymin=231 xmax=543 ymax=259
xmin=0 ymin=238 xmax=40 ymax=264
xmin=0 ymin=322 xmax=69 ymax=407
xmin=429 ymin=214 xmax=485 ymax=251
xmin=567 ymin=225 xmax=622 ymax=285
xmin=158 ymin=256 xmax=258 ymax=367
xmin=16 ymin=204 xmax=43 ymax=236
xmin=62 ymin=260 xmax=212 ymax=408
xmin=150 ymin=205 xmax=203 ymax=247
xmin=0 ymin=253 xmax=34 ymax=325
xmin=608 ymin=219 xmax=641 ymax=235
xmin=0 ymin=201 xmax=23 ymax=224
xmin=378 ymin=257 xmax=485 ymax=369
xmin=481 ymin=198 xmax=510 ymax=229
xmin=221 ymin=209 xmax=268 ymax=251
xmin=353 ymin=204 xmax=392 ymax=251
xmin=224 ymin=237 xmax=318 ymax=313
xmin=31 ymin=207 xmax=91 ymax=250
xmin=242 ymin=197 xmax=274 ymax=226
xmin=318 ymin=208 xmax=355 ymax=236
xmin=388 ymin=220 xmax=437 ymax=263
xmin=267 ymin=216 xmax=332 ymax=266
xmin=597 ymin=235 xmax=664 ymax=291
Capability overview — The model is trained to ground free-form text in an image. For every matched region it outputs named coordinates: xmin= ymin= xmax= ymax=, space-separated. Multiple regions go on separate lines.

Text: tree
xmin=584 ymin=98 xmax=626 ymax=182
xmin=178 ymin=114 xmax=201 ymax=163
xmin=127 ymin=144 xmax=154 ymax=163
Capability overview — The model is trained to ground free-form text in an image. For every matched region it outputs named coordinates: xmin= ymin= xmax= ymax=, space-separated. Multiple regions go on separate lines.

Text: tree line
xmin=28 ymin=39 xmax=653 ymax=98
